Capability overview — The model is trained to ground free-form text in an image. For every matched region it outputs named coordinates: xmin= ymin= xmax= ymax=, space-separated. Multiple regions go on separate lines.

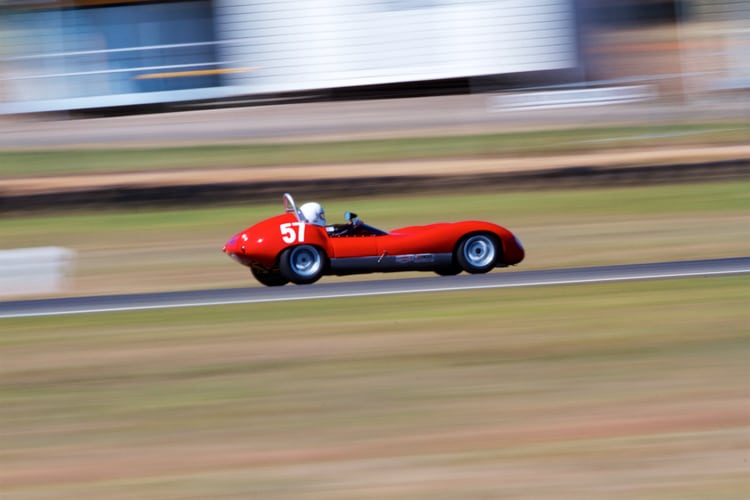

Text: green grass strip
xmin=1 ymin=122 xmax=747 ymax=178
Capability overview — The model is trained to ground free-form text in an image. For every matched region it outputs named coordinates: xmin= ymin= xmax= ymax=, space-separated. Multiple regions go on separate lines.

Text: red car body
xmin=224 ymin=194 xmax=524 ymax=286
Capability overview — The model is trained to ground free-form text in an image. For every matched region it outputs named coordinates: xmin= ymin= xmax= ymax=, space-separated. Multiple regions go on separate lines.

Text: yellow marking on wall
xmin=134 ymin=68 xmax=256 ymax=80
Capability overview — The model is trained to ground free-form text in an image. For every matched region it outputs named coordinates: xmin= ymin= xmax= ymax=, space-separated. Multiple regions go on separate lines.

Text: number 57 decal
xmin=280 ymin=222 xmax=307 ymax=243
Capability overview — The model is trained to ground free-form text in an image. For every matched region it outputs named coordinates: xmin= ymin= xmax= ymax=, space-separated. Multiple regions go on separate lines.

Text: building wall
xmin=1 ymin=0 xmax=219 ymax=113
xmin=214 ymin=0 xmax=578 ymax=94
xmin=1 ymin=0 xmax=579 ymax=113
xmin=687 ymin=0 xmax=750 ymax=90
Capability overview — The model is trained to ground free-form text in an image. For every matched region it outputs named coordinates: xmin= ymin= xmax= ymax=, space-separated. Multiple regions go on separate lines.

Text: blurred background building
xmin=0 ymin=0 xmax=747 ymax=114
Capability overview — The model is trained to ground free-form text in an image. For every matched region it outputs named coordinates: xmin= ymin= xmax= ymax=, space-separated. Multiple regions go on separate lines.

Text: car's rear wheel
xmin=456 ymin=233 xmax=499 ymax=274
xmin=279 ymin=245 xmax=325 ymax=284
xmin=251 ymin=266 xmax=289 ymax=287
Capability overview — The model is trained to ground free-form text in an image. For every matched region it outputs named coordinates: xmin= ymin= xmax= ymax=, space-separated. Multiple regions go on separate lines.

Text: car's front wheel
xmin=279 ymin=245 xmax=325 ymax=284
xmin=456 ymin=233 xmax=500 ymax=274
xmin=251 ymin=266 xmax=289 ymax=287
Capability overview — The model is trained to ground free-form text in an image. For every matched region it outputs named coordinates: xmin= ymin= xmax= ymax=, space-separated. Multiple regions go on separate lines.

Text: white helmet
xmin=299 ymin=202 xmax=326 ymax=226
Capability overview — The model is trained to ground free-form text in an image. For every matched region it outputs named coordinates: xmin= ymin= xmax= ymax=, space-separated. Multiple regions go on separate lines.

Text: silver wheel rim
xmin=290 ymin=246 xmax=322 ymax=278
xmin=463 ymin=235 xmax=495 ymax=268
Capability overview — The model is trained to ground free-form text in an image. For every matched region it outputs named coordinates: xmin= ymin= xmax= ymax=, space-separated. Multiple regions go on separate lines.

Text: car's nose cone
xmin=223 ymin=234 xmax=241 ymax=254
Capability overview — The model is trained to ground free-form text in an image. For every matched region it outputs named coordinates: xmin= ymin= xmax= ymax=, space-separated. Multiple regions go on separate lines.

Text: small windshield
xmin=359 ymin=222 xmax=388 ymax=236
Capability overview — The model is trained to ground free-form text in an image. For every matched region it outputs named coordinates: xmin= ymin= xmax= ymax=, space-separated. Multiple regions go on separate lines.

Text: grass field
xmin=1 ymin=122 xmax=748 ymax=177
xmin=1 ymin=180 xmax=748 ymax=296
xmin=2 ymin=178 xmax=748 ymax=498
xmin=2 ymin=276 xmax=748 ymax=498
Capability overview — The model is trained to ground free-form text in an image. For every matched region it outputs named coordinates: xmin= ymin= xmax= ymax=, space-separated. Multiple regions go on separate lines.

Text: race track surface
xmin=1 ymin=257 xmax=748 ymax=319
xmin=1 ymin=94 xmax=747 ymax=149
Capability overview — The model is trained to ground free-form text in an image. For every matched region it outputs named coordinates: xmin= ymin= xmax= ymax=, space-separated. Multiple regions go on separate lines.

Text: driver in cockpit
xmin=299 ymin=202 xmax=327 ymax=227
xmin=299 ymin=201 xmax=384 ymax=237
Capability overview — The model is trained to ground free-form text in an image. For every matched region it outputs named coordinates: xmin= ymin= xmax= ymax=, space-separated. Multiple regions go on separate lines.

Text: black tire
xmin=279 ymin=245 xmax=325 ymax=285
xmin=251 ymin=267 xmax=289 ymax=287
xmin=456 ymin=233 xmax=500 ymax=274
xmin=435 ymin=264 xmax=462 ymax=276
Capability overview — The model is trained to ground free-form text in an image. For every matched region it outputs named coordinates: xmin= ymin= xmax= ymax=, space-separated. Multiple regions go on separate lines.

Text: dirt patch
xmin=2 ymin=146 xmax=749 ymax=212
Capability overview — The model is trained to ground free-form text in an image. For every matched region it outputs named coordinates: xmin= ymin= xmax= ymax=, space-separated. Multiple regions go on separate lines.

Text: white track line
xmin=2 ymin=267 xmax=747 ymax=319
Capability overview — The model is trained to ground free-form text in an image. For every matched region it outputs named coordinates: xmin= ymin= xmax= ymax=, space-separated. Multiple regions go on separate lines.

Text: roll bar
xmin=283 ymin=193 xmax=302 ymax=222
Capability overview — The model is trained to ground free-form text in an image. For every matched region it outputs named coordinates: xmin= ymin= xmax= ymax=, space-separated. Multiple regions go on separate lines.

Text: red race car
xmin=223 ymin=193 xmax=524 ymax=286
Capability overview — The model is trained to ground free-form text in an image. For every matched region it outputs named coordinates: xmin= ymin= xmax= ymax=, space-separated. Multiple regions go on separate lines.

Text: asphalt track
xmin=2 ymin=94 xmax=747 ymax=149
xmin=1 ymin=257 xmax=748 ymax=319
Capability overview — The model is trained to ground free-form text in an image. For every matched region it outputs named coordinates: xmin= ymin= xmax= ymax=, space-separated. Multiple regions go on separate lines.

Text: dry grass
xmin=1 ymin=277 xmax=748 ymax=498
xmin=2 ymin=180 xmax=748 ymax=498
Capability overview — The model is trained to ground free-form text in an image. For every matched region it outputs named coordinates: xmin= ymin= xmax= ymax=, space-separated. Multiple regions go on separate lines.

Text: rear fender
xmin=235 ymin=214 xmax=331 ymax=267
xmin=461 ymin=223 xmax=524 ymax=267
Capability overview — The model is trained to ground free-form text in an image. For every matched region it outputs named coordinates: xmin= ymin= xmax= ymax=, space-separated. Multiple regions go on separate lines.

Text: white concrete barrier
xmin=488 ymin=85 xmax=657 ymax=111
xmin=0 ymin=247 xmax=76 ymax=298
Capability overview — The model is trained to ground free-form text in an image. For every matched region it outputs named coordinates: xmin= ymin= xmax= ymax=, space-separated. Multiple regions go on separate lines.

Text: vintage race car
xmin=223 ymin=193 xmax=524 ymax=286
